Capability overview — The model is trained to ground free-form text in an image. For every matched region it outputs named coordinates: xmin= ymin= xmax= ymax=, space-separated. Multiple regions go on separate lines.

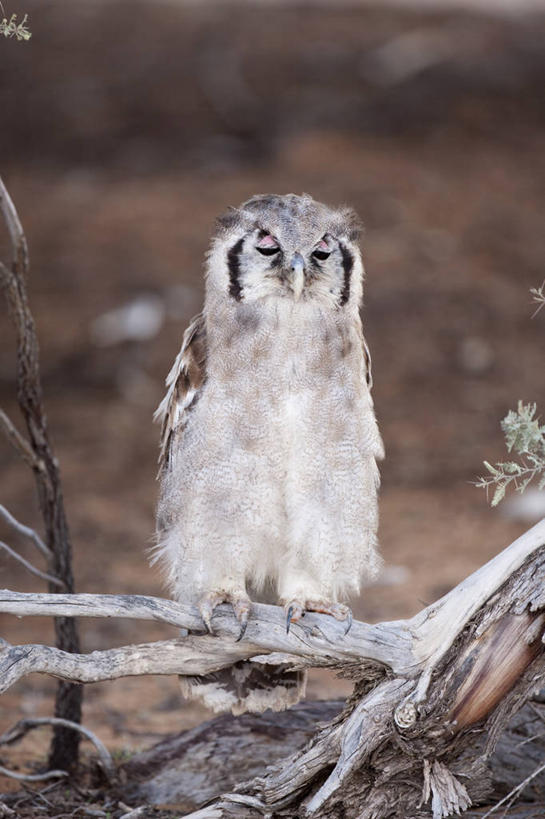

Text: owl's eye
xmin=312 ymin=237 xmax=331 ymax=261
xmin=256 ymin=233 xmax=280 ymax=256
xmin=257 ymin=245 xmax=280 ymax=257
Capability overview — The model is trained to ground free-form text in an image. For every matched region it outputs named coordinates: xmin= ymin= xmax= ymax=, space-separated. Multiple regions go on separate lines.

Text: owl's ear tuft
xmin=215 ymin=207 xmax=243 ymax=233
xmin=338 ymin=207 xmax=364 ymax=243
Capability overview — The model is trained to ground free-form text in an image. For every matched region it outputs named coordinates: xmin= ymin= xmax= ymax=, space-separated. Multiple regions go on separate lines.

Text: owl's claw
xmin=234 ymin=604 xmax=250 ymax=642
xmin=286 ymin=607 xmax=293 ymax=634
xmin=285 ymin=602 xmax=304 ymax=633
xmin=198 ymin=591 xmax=251 ymax=638
xmin=283 ymin=599 xmax=352 ymax=635
xmin=199 ymin=594 xmax=221 ymax=634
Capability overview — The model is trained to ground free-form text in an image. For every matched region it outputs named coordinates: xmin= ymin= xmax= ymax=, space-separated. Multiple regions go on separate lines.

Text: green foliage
xmin=0 ymin=12 xmax=31 ymax=41
xmin=477 ymin=282 xmax=545 ymax=506
xmin=477 ymin=402 xmax=545 ymax=506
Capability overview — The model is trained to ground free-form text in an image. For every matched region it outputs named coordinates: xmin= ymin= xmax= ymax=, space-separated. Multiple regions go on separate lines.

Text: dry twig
xmin=0 ymin=765 xmax=67 ymax=783
xmin=0 ymin=540 xmax=63 ymax=587
xmin=0 ymin=408 xmax=42 ymax=472
xmin=0 ymin=502 xmax=50 ymax=558
xmin=481 ymin=760 xmax=545 ymax=818
xmin=0 ymin=717 xmax=115 ymax=781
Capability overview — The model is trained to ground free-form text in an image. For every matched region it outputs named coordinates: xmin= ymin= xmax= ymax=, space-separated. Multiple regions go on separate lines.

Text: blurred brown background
xmin=1 ymin=0 xmax=544 ymax=768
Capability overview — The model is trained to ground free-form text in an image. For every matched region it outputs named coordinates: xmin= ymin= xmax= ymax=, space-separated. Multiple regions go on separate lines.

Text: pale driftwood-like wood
xmin=118 ymin=698 xmax=545 ymax=815
xmin=0 ymin=519 xmax=544 ymax=817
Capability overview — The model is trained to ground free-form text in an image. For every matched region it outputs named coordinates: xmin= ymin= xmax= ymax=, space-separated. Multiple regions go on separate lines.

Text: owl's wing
xmin=361 ymin=331 xmax=385 ymax=460
xmin=362 ymin=333 xmax=373 ymax=389
xmin=154 ymin=312 xmax=207 ymax=471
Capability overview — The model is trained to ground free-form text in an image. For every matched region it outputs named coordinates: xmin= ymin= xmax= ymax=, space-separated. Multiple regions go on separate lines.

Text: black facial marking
xmin=227 ymin=237 xmax=245 ymax=301
xmin=339 ymin=242 xmax=354 ymax=307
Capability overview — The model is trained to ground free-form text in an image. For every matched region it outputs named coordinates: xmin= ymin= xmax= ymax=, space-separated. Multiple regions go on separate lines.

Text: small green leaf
xmin=483 ymin=461 xmax=499 ymax=476
xmin=491 ymin=484 xmax=506 ymax=506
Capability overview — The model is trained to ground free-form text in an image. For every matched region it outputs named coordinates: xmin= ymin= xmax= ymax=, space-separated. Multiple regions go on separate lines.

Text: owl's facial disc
xmin=226 ymin=225 xmax=355 ymax=307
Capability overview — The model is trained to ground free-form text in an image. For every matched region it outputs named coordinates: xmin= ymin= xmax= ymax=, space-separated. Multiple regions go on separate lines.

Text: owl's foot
xmin=198 ymin=591 xmax=251 ymax=642
xmin=284 ymin=600 xmax=353 ymax=635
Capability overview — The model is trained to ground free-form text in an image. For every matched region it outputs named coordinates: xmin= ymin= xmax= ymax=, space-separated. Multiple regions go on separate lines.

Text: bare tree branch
xmin=0 ymin=717 xmax=115 ymax=781
xmin=0 ymin=636 xmax=258 ymax=692
xmin=0 ymin=591 xmax=409 ymax=672
xmin=0 ymin=407 xmax=42 ymax=472
xmin=0 ymin=503 xmax=50 ymax=559
xmin=0 ymin=178 xmax=28 ymax=272
xmin=0 ymin=516 xmax=543 ymax=686
xmin=0 ymin=540 xmax=63 ymax=587
xmin=0 ymin=765 xmax=67 ymax=783
xmin=0 ymin=174 xmax=82 ymax=769
xmin=481 ymin=760 xmax=545 ymax=818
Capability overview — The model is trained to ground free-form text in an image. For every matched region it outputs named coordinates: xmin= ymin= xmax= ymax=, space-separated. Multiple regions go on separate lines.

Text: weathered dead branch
xmin=0 ymin=540 xmax=64 ymax=587
xmin=119 ymin=698 xmax=545 ymax=817
xmin=0 ymin=717 xmax=115 ymax=781
xmin=0 ymin=519 xmax=544 ymax=817
xmin=0 ymin=175 xmax=81 ymax=769
xmin=0 ymin=503 xmax=50 ymax=558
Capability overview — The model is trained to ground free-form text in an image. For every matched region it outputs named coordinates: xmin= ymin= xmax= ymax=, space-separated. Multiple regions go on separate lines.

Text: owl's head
xmin=206 ymin=194 xmax=364 ymax=310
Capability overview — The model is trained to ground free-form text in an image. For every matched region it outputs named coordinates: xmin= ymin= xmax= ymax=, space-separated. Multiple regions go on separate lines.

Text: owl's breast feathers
xmin=155 ymin=304 xmax=380 ymax=472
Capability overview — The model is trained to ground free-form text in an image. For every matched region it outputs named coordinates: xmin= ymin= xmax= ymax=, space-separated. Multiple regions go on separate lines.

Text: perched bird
xmin=154 ymin=193 xmax=384 ymax=713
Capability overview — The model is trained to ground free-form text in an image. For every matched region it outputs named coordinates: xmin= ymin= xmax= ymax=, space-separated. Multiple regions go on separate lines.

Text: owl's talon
xmin=286 ymin=606 xmax=293 ymax=634
xmin=285 ymin=602 xmax=304 ymax=633
xmin=235 ymin=609 xmax=250 ymax=642
xmin=200 ymin=603 xmax=215 ymax=635
xmin=283 ymin=599 xmax=353 ymax=633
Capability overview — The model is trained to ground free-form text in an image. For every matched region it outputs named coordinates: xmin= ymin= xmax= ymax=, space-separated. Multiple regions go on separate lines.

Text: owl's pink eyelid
xmin=257 ymin=235 xmax=278 ymax=249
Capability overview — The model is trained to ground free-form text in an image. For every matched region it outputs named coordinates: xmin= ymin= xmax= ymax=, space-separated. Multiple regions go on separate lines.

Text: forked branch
xmin=1 ymin=517 xmax=543 ymax=686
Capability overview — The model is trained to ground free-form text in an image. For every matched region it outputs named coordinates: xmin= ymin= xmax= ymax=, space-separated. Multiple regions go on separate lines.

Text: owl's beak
xmin=290 ymin=252 xmax=305 ymax=301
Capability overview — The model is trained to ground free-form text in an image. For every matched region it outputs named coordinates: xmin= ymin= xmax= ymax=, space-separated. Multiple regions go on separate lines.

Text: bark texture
xmin=117 ymin=698 xmax=545 ymax=816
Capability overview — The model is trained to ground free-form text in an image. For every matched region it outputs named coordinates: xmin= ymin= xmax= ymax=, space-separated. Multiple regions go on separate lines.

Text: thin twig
xmin=0 ymin=407 xmax=42 ymax=472
xmin=0 ymin=502 xmax=50 ymax=558
xmin=0 ymin=176 xmax=28 ymax=272
xmin=0 ymin=765 xmax=67 ymax=782
xmin=480 ymin=760 xmax=545 ymax=818
xmin=0 ymin=540 xmax=63 ymax=587
xmin=530 ymin=279 xmax=545 ymax=318
xmin=0 ymin=717 xmax=116 ymax=781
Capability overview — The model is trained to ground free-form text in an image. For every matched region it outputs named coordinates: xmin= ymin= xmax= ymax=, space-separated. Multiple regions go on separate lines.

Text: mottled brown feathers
xmin=155 ymin=312 xmax=207 ymax=471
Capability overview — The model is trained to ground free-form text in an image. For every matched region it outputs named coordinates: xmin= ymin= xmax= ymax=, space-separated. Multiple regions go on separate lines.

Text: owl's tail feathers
xmin=179 ymin=662 xmax=307 ymax=716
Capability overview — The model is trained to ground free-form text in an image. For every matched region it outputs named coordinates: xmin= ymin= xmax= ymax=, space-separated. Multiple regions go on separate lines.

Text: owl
xmin=154 ymin=193 xmax=384 ymax=714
